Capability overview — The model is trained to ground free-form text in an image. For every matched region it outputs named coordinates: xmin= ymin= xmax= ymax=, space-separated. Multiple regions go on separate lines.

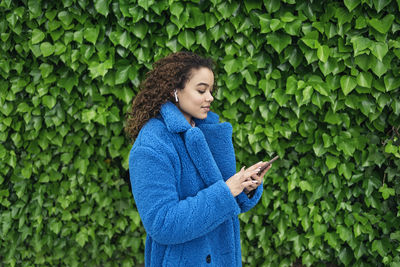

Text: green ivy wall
xmin=1 ymin=0 xmax=400 ymax=266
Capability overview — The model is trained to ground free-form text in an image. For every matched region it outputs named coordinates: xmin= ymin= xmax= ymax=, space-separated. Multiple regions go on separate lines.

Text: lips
xmin=202 ymin=106 xmax=210 ymax=111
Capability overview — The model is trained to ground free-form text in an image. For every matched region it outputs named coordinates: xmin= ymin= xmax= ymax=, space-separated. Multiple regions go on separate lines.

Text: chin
xmin=195 ymin=114 xmax=207 ymax=120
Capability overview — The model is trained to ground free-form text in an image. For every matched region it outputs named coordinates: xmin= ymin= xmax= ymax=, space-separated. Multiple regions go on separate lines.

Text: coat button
xmin=206 ymin=254 xmax=211 ymax=263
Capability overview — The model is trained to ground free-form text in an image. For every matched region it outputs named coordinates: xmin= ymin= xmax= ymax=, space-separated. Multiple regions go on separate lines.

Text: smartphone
xmin=257 ymin=155 xmax=279 ymax=176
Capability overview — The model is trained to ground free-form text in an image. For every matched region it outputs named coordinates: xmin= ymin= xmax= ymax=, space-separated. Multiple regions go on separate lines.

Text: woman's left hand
xmin=243 ymin=161 xmax=271 ymax=194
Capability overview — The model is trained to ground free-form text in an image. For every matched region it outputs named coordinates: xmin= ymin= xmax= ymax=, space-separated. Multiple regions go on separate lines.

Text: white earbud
xmin=174 ymin=90 xmax=178 ymax=102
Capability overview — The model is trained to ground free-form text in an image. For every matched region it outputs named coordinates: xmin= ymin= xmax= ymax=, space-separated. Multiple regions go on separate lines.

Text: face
xmin=176 ymin=67 xmax=214 ymax=123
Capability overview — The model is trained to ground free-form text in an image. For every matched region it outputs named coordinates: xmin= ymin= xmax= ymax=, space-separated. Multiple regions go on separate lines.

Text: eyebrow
xmin=196 ymin=82 xmax=211 ymax=87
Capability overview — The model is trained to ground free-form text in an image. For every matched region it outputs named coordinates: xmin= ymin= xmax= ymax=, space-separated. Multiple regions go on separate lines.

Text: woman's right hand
xmin=225 ymin=166 xmax=261 ymax=197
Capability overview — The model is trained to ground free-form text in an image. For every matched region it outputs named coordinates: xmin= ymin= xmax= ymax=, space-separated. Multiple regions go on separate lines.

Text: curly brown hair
xmin=125 ymin=51 xmax=215 ymax=141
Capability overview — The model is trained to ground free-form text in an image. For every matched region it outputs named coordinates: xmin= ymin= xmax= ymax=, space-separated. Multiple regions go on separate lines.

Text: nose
xmin=206 ymin=90 xmax=214 ymax=102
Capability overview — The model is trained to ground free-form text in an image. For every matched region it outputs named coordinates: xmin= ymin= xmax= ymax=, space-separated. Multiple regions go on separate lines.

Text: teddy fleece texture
xmin=129 ymin=101 xmax=263 ymax=266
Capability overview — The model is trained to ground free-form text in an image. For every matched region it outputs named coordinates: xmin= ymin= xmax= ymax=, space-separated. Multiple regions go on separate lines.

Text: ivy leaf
xmin=138 ymin=0 xmax=154 ymax=11
xmin=317 ymin=44 xmax=330 ymax=63
xmin=166 ymin=23 xmax=179 ymax=39
xmin=344 ymin=0 xmax=361 ymax=11
xmin=83 ymin=26 xmax=99 ymax=45
xmin=49 ymin=220 xmax=62 ymax=234
xmin=338 ymin=162 xmax=354 ymax=179
xmin=81 ymin=109 xmax=96 ymax=122
xmin=384 ymin=73 xmax=400 ymax=92
xmin=392 ymin=99 xmax=400 ymax=115
xmin=359 ymin=97 xmax=375 ymax=116
xmin=258 ymin=14 xmax=271 ymax=33
xmin=351 ymin=36 xmax=372 ymax=56
xmin=299 ymin=181 xmax=313 ymax=192
xmin=326 ymin=155 xmax=339 ymax=169
xmin=264 ymin=0 xmax=280 ymax=13
xmin=272 ymin=88 xmax=290 ymax=106
xmin=31 ymin=29 xmax=45 ymax=44
xmin=196 ymin=30 xmax=211 ymax=51
xmin=57 ymin=74 xmax=78 ymax=94
xmin=368 ymin=14 xmax=395 ymax=34
xmin=285 ymin=75 xmax=297 ymax=94
xmin=340 ymin=75 xmax=357 ymax=95
xmin=132 ymin=21 xmax=148 ymax=40
xmin=39 ymin=63 xmax=53 ymax=79
xmin=178 ymin=30 xmax=195 ymax=49
xmin=75 ymin=228 xmax=88 ymax=247
xmin=40 ymin=42 xmax=55 ymax=57
xmin=94 ymin=0 xmax=109 ymax=16
xmin=355 ymin=54 xmax=370 ymax=72
xmin=339 ymin=247 xmax=353 ymax=265
xmin=267 ymin=32 xmax=291 ymax=54
xmin=357 ymin=72 xmax=372 ymax=88
xmin=379 ymin=184 xmax=395 ymax=199
xmin=170 ymin=2 xmax=184 ymax=17
xmin=42 ymin=95 xmax=56 ymax=109
xmin=373 ymin=0 xmax=392 ymax=12
xmin=313 ymin=222 xmax=328 ymax=236
xmin=370 ymin=42 xmax=388 ymax=61
xmin=370 ymin=56 xmax=387 ymax=78
xmin=118 ymin=31 xmax=131 ymax=48
xmin=325 ymin=232 xmax=339 ymax=249
xmin=324 ymin=109 xmax=342 ymax=125
xmin=337 ymin=225 xmax=352 ymax=242
xmin=222 ymin=57 xmax=242 ymax=75
xmin=28 ymin=0 xmax=42 ymax=18
xmin=371 ymin=239 xmax=388 ymax=257
xmin=115 ymin=65 xmax=130 ymax=85
xmin=58 ymin=11 xmax=73 ymax=26
xmin=244 ymin=0 xmax=262 ymax=13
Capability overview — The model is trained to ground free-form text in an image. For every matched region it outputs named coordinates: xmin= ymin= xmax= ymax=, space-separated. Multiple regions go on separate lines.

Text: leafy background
xmin=1 ymin=0 xmax=400 ymax=266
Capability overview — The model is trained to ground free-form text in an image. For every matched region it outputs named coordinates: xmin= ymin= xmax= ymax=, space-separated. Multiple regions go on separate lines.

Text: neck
xmin=184 ymin=115 xmax=195 ymax=127
xmin=177 ymin=105 xmax=195 ymax=127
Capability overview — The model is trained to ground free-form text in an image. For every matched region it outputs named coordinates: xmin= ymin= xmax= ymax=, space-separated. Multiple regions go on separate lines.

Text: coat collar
xmin=160 ymin=101 xmax=219 ymax=133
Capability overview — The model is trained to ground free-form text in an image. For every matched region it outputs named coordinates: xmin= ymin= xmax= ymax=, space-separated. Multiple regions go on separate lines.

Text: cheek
xmin=188 ymin=93 xmax=203 ymax=105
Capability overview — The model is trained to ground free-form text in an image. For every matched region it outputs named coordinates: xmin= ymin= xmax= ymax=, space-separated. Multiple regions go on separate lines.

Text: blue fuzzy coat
xmin=129 ymin=102 xmax=263 ymax=266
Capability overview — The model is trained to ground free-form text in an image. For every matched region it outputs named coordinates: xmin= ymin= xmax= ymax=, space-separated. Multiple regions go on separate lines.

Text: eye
xmin=197 ymin=90 xmax=206 ymax=94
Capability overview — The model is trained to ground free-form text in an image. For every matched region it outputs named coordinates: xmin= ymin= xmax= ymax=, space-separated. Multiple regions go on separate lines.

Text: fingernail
xmin=252 ymin=180 xmax=258 ymax=184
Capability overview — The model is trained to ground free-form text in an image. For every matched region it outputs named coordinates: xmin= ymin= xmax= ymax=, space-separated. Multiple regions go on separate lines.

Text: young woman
xmin=125 ymin=51 xmax=271 ymax=266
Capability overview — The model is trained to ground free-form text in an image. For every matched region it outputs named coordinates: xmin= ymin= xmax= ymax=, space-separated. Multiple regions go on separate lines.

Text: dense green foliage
xmin=1 ymin=0 xmax=400 ymax=266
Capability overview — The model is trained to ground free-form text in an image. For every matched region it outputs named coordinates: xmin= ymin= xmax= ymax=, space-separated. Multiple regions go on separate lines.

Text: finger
xmin=245 ymin=183 xmax=258 ymax=191
xmin=241 ymin=180 xmax=258 ymax=189
xmin=235 ymin=167 xmax=245 ymax=179
xmin=249 ymin=174 xmax=262 ymax=183
xmin=247 ymin=161 xmax=264 ymax=171
xmin=242 ymin=169 xmax=260 ymax=181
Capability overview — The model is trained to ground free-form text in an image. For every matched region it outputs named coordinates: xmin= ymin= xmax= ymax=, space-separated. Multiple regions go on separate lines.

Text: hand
xmin=225 ymin=166 xmax=261 ymax=197
xmin=243 ymin=161 xmax=272 ymax=194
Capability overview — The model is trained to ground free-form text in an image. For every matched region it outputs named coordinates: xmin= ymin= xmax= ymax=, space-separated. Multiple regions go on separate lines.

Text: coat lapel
xmin=196 ymin=123 xmax=237 ymax=181
xmin=183 ymin=127 xmax=222 ymax=186
xmin=160 ymin=101 xmax=234 ymax=186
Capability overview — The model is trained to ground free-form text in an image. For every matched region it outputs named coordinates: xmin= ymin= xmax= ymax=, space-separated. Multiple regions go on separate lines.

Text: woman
xmin=126 ymin=51 xmax=271 ymax=266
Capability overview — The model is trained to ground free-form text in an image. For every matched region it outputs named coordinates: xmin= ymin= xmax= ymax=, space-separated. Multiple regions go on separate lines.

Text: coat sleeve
xmin=129 ymin=145 xmax=241 ymax=245
xmin=235 ymin=185 xmax=263 ymax=213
